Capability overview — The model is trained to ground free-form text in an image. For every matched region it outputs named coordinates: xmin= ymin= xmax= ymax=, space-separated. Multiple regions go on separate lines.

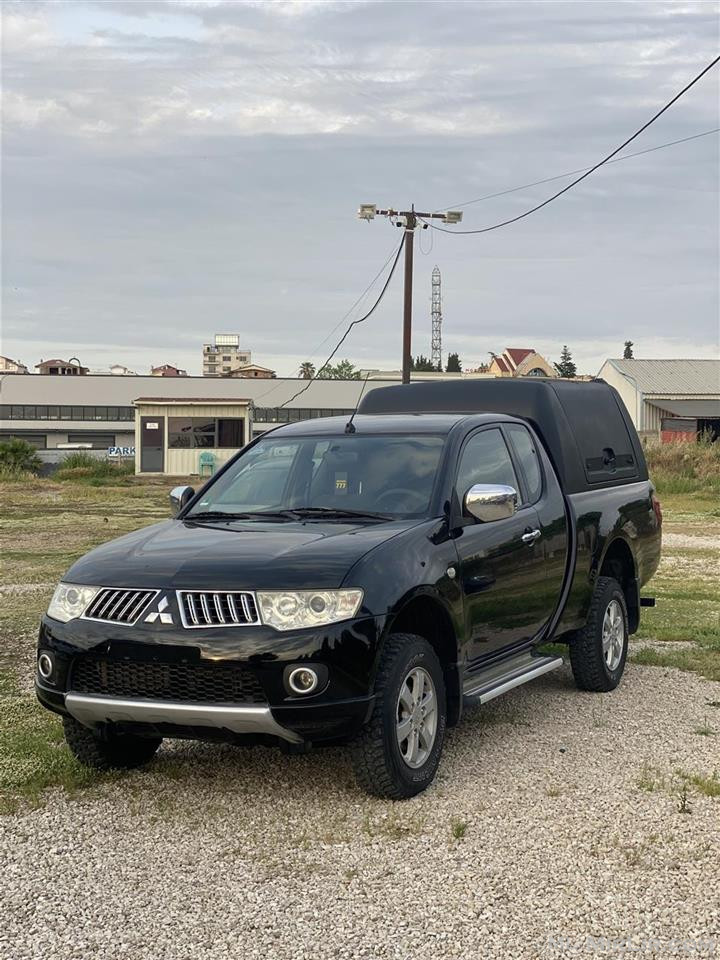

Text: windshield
xmin=187 ymin=434 xmax=445 ymax=520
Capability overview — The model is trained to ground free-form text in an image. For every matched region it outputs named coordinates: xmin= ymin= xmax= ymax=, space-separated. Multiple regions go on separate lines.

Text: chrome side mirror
xmin=170 ymin=485 xmax=195 ymax=517
xmin=464 ymin=484 xmax=517 ymax=523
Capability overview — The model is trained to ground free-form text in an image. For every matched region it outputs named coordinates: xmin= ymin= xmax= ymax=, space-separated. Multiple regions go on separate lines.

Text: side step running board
xmin=463 ymin=651 xmax=564 ymax=706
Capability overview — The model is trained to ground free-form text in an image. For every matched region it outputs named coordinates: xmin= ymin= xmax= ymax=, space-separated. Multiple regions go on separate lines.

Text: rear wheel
xmin=352 ymin=633 xmax=446 ymax=799
xmin=569 ymin=576 xmax=628 ymax=692
xmin=63 ymin=717 xmax=162 ymax=770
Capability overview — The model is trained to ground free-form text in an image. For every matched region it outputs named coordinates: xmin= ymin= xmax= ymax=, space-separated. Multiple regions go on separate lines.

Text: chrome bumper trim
xmin=64 ymin=694 xmax=302 ymax=743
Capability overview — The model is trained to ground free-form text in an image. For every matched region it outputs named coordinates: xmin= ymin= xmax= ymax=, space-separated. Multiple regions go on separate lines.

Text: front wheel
xmin=63 ymin=717 xmax=162 ymax=770
xmin=352 ymin=633 xmax=447 ymax=799
xmin=569 ymin=576 xmax=629 ymax=692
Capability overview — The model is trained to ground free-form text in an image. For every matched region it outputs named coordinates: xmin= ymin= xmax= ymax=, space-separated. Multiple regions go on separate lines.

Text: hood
xmin=64 ymin=517 xmax=420 ymax=590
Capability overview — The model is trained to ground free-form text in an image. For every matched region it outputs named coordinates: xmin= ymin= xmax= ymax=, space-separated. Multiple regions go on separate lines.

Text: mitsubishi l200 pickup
xmin=36 ymin=378 xmax=661 ymax=798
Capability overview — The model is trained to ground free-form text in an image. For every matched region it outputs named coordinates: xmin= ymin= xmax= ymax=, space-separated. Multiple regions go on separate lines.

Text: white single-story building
xmin=134 ymin=398 xmax=252 ymax=476
xmin=598 ymin=359 xmax=720 ymax=441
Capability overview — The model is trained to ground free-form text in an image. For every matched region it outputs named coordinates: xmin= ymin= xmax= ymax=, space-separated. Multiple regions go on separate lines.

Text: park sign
xmin=108 ymin=446 xmax=135 ymax=458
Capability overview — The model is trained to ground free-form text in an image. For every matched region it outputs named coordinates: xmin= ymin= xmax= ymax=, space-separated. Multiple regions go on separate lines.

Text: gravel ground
xmin=2 ymin=660 xmax=719 ymax=960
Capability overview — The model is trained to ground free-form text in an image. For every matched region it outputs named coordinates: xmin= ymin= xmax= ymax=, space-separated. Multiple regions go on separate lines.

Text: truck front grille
xmin=70 ymin=655 xmax=266 ymax=704
xmin=83 ymin=589 xmax=159 ymax=625
xmin=178 ymin=591 xmax=260 ymax=628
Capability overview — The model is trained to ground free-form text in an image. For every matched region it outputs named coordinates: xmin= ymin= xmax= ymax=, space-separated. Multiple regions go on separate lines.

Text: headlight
xmin=47 ymin=583 xmax=102 ymax=623
xmin=256 ymin=589 xmax=363 ymax=632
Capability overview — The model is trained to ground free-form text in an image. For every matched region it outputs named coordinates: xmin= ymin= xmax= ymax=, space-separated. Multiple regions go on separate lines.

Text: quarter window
xmin=506 ymin=424 xmax=543 ymax=503
xmin=455 ymin=429 xmax=519 ymax=503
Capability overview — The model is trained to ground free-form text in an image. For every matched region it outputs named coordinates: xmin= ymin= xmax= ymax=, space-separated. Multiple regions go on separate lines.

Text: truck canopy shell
xmin=358 ymin=378 xmax=647 ymax=494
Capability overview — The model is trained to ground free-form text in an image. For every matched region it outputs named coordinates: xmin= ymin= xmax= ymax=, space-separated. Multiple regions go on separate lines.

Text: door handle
xmin=521 ymin=529 xmax=541 ymax=544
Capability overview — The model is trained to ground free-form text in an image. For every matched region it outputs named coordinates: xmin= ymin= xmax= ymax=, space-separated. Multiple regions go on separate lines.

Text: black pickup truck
xmin=36 ymin=378 xmax=661 ymax=798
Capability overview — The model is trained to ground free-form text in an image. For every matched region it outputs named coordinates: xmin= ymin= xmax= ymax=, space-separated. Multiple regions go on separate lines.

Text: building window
xmin=217 ymin=418 xmax=244 ymax=448
xmin=0 ymin=404 xmax=135 ymax=421
xmin=168 ymin=417 xmax=245 ymax=449
xmin=0 ymin=433 xmax=47 ymax=449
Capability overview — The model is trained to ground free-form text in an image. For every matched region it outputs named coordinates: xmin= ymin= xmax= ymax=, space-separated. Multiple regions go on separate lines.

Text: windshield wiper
xmin=278 ymin=507 xmax=393 ymax=522
xmin=185 ymin=510 xmax=292 ymax=523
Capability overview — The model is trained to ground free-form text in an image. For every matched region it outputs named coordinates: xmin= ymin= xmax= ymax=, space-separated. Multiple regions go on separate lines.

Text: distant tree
xmin=410 ymin=354 xmax=438 ymax=372
xmin=623 ymin=341 xmax=634 ymax=360
xmin=446 ymin=352 xmax=462 ymax=373
xmin=317 ymin=359 xmax=361 ymax=380
xmin=554 ymin=345 xmax=577 ymax=378
xmin=299 ymin=361 xmax=316 ymax=379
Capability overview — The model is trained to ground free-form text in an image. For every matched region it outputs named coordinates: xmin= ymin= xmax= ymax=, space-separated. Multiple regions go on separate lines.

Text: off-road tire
xmin=352 ymin=633 xmax=447 ymax=800
xmin=63 ymin=717 xmax=162 ymax=770
xmin=569 ymin=576 xmax=628 ymax=692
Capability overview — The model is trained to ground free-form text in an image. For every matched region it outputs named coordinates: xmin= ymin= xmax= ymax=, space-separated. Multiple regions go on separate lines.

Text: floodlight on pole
xmin=358 ymin=204 xmax=377 ymax=221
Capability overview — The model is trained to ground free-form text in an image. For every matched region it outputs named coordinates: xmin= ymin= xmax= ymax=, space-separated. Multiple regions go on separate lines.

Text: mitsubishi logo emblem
xmin=145 ymin=595 xmax=173 ymax=624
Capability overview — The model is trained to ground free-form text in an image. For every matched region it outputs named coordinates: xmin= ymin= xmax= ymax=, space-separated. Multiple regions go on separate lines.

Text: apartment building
xmin=202 ymin=334 xmax=252 ymax=377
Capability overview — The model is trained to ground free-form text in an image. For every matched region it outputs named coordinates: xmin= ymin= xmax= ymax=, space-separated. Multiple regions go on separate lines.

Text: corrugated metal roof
xmin=647 ymin=399 xmax=720 ymax=417
xmin=0 ymin=372 xmax=400 ymax=409
xmin=605 ymin=359 xmax=720 ymax=395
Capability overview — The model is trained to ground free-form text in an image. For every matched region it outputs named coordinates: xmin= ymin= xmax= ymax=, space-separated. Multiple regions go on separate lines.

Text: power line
xmin=253 ymin=236 xmax=407 ymax=405
xmin=422 ymin=54 xmax=720 ymax=236
xmin=278 ymin=234 xmax=406 ymax=408
xmin=440 ymin=127 xmax=720 ymax=212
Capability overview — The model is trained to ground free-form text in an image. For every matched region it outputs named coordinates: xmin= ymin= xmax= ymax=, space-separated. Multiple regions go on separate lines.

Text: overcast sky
xmin=2 ymin=0 xmax=719 ymax=377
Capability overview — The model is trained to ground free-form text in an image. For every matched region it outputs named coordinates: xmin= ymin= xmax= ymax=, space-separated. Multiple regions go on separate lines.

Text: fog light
xmin=288 ymin=667 xmax=319 ymax=695
xmin=38 ymin=652 xmax=54 ymax=680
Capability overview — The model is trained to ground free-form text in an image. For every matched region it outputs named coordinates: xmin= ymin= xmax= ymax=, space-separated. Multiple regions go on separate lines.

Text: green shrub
xmin=55 ymin=452 xmax=134 ymax=482
xmin=646 ymin=436 xmax=720 ymax=496
xmin=0 ymin=438 xmax=43 ymax=475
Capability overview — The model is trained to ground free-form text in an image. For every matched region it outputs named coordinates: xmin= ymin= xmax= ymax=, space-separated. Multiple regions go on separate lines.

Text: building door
xmin=140 ymin=417 xmax=164 ymax=473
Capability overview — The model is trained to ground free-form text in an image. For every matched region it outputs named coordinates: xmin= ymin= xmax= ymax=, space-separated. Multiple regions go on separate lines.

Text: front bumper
xmin=36 ymin=613 xmax=384 ymax=744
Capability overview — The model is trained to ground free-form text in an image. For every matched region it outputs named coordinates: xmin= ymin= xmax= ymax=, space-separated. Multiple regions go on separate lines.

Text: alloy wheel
xmin=395 ymin=666 xmax=438 ymax=769
xmin=602 ymin=599 xmax=625 ymax=671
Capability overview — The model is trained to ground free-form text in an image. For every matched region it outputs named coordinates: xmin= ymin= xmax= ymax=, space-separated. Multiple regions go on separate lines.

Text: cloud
xmin=1 ymin=0 xmax=718 ymax=375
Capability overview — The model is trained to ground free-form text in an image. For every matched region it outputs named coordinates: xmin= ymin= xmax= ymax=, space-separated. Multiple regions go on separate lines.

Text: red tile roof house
xmin=489 ymin=348 xmax=555 ymax=378
xmin=150 ymin=364 xmax=188 ymax=377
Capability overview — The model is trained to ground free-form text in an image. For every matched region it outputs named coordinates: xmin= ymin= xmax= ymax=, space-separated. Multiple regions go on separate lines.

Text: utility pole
xmin=358 ymin=204 xmax=462 ymax=383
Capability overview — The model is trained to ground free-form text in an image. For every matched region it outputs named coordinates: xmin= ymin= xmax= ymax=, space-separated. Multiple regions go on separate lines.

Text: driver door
xmin=453 ymin=427 xmax=547 ymax=663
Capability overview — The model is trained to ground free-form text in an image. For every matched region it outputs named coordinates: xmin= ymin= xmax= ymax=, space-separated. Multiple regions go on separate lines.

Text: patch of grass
xmin=450 ymin=817 xmax=468 ymax=839
xmin=636 ymin=762 xmax=664 ymax=793
xmin=54 ymin=453 xmax=135 ymax=483
xmin=693 ymin=719 xmax=717 ymax=737
xmin=687 ymin=773 xmax=720 ymax=798
xmin=0 ymin=668 xmax=112 ymax=813
xmin=646 ymin=437 xmax=720 ymax=498
xmin=630 ymin=643 xmax=720 ymax=683
xmin=544 ymin=785 xmax=562 ymax=798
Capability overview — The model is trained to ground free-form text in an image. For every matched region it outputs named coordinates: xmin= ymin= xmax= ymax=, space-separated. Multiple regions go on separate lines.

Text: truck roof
xmin=356 ymin=377 xmax=648 ymax=494
xmin=267 ymin=412 xmax=514 ymax=436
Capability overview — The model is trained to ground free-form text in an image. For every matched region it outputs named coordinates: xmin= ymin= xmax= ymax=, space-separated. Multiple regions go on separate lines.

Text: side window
xmin=506 ymin=424 xmax=543 ymax=504
xmin=455 ymin=429 xmax=519 ymax=503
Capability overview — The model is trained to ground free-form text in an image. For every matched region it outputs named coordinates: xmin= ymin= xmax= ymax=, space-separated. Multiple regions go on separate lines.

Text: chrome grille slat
xmin=240 ymin=594 xmax=252 ymax=622
xmin=177 ymin=591 xmax=259 ymax=629
xmin=213 ymin=594 xmax=225 ymax=624
xmin=83 ymin=588 xmax=159 ymax=625
xmin=227 ymin=594 xmax=239 ymax=623
xmin=187 ymin=594 xmax=200 ymax=625
xmin=199 ymin=594 xmax=212 ymax=624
